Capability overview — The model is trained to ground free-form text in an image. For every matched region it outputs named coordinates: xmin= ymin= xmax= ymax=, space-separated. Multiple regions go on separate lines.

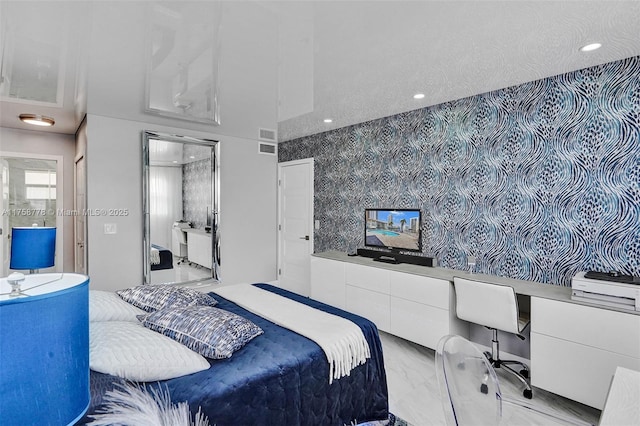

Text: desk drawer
xmin=390 ymin=297 xmax=449 ymax=349
xmin=532 ymin=297 xmax=640 ymax=358
xmin=531 ymin=333 xmax=640 ymax=409
xmin=310 ymin=257 xmax=345 ymax=309
xmin=389 ymin=271 xmax=449 ymax=309
xmin=345 ymin=263 xmax=389 ymax=294
xmin=346 ymin=285 xmax=390 ymax=332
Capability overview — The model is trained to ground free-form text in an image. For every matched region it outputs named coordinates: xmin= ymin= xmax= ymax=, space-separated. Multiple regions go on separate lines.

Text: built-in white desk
xmin=311 ymin=251 xmax=640 ymax=410
xmin=183 ymin=228 xmax=212 ymax=269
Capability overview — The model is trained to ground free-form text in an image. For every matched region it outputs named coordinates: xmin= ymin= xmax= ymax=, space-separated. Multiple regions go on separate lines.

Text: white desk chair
xmin=172 ymin=227 xmax=189 ymax=265
xmin=453 ymin=277 xmax=533 ymax=399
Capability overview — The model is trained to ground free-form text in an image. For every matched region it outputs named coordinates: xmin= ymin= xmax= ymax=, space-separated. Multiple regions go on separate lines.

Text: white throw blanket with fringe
xmin=150 ymin=247 xmax=160 ymax=265
xmin=213 ymin=284 xmax=371 ymax=384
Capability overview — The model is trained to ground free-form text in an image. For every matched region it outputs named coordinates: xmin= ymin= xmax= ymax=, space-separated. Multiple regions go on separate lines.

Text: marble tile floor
xmin=150 ymin=260 xmax=212 ymax=285
xmin=379 ymin=331 xmax=601 ymax=426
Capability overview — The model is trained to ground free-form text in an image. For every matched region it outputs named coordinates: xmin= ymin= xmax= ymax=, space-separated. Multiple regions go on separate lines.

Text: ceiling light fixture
xmin=413 ymin=93 xmax=425 ymax=99
xmin=19 ymin=114 xmax=55 ymax=127
xmin=324 ymin=118 xmax=333 ymax=123
xmin=579 ymin=42 xmax=602 ymax=52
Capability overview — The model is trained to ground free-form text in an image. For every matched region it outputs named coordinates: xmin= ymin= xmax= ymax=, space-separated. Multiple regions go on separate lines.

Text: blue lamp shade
xmin=10 ymin=227 xmax=56 ymax=270
xmin=0 ymin=274 xmax=90 ymax=425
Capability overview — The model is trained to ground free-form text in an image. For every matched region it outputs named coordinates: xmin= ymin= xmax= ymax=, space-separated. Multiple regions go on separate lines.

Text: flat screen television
xmin=365 ymin=208 xmax=422 ymax=253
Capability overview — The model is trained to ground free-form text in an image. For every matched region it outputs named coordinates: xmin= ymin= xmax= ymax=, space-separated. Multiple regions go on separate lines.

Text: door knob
xmin=299 ymin=235 xmax=309 ymax=240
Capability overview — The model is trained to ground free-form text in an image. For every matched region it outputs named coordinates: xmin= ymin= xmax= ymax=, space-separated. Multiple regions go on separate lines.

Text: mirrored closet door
xmin=142 ymin=131 xmax=220 ymax=285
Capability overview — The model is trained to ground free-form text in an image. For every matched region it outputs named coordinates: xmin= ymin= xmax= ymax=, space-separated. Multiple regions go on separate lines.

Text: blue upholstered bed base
xmin=150 ymin=244 xmax=173 ymax=271
xmin=83 ymin=284 xmax=389 ymax=426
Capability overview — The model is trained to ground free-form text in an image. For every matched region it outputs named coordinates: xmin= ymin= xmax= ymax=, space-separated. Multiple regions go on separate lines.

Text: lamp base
xmin=7 ymin=272 xmax=25 ymax=297
xmin=9 ymin=284 xmax=21 ymax=297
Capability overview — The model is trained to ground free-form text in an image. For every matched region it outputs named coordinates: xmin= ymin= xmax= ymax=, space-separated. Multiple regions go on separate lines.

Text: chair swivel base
xmin=483 ymin=350 xmax=532 ymax=399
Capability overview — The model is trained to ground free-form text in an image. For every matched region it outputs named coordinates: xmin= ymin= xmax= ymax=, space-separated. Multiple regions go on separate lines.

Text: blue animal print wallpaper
xmin=278 ymin=56 xmax=640 ymax=287
xmin=183 ymin=158 xmax=212 ymax=229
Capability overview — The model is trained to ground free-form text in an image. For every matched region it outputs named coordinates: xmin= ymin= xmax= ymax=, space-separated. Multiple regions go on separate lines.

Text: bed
xmin=82 ymin=284 xmax=389 ymax=426
xmin=150 ymin=244 xmax=173 ymax=271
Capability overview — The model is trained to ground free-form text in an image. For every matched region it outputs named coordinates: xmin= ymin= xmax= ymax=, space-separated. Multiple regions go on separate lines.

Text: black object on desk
xmin=356 ymin=248 xmax=435 ymax=267
xmin=584 ymin=271 xmax=640 ymax=285
xmin=374 ymin=256 xmax=399 ymax=264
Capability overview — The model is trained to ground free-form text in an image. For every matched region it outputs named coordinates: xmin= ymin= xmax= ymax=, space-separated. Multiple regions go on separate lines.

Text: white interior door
xmin=278 ymin=158 xmax=314 ymax=296
xmin=74 ymin=155 xmax=87 ymax=274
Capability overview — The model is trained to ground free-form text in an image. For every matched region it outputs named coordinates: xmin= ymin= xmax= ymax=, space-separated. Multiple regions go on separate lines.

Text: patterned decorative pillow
xmin=138 ymin=306 xmax=264 ymax=359
xmin=116 ymin=285 xmax=217 ymax=312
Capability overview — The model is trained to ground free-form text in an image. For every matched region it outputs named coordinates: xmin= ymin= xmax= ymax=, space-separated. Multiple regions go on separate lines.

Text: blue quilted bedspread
xmin=83 ymin=284 xmax=389 ymax=426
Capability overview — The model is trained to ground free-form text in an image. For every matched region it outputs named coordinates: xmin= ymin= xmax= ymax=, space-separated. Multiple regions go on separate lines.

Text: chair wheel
xmin=523 ymin=389 xmax=533 ymax=399
xmin=480 ymin=384 xmax=488 ymax=394
xmin=520 ymin=369 xmax=529 ymax=379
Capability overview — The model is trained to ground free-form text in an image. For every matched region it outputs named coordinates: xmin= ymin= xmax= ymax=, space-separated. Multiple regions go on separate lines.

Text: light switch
xmin=314 ymin=220 xmax=320 ymax=230
xmin=104 ymin=223 xmax=117 ymax=234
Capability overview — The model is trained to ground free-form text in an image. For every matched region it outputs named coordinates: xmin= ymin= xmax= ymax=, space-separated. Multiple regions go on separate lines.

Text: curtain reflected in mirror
xmin=142 ymin=132 xmax=220 ymax=285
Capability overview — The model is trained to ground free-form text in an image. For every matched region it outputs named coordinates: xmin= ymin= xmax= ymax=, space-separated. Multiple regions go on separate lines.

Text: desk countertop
xmin=183 ymin=228 xmax=212 ymax=236
xmin=313 ymin=251 xmax=640 ymax=316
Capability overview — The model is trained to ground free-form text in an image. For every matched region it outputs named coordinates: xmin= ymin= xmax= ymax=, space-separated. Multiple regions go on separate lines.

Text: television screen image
xmin=365 ymin=209 xmax=421 ymax=252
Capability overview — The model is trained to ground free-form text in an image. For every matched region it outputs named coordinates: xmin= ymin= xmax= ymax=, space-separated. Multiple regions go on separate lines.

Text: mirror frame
xmin=142 ymin=130 xmax=221 ymax=285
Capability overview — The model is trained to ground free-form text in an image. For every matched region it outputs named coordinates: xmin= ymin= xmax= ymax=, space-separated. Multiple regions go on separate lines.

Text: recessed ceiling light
xmin=19 ymin=114 xmax=55 ymax=127
xmin=189 ymin=156 xmax=195 ymax=159
xmin=413 ymin=93 xmax=425 ymax=99
xmin=324 ymin=118 xmax=333 ymax=123
xmin=579 ymin=43 xmax=602 ymax=52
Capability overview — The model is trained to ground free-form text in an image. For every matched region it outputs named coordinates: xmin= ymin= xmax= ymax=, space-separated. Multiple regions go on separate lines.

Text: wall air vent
xmin=258 ymin=142 xmax=277 ymax=156
xmin=258 ymin=128 xmax=277 ymax=142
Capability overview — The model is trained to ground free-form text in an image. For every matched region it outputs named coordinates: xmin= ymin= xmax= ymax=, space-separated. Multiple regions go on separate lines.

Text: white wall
xmin=0 ymin=127 xmax=76 ymax=272
xmin=219 ymin=134 xmax=278 ymax=285
xmin=85 ymin=114 xmax=277 ymax=291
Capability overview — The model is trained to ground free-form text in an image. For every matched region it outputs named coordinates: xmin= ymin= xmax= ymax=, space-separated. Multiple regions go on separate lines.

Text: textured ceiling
xmin=276 ymin=0 xmax=640 ymax=141
xmin=1 ymin=1 xmax=639 ymax=142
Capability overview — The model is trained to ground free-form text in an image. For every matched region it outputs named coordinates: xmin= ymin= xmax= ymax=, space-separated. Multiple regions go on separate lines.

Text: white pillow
xmin=90 ymin=290 xmax=146 ymax=322
xmin=90 ymin=321 xmax=210 ymax=381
